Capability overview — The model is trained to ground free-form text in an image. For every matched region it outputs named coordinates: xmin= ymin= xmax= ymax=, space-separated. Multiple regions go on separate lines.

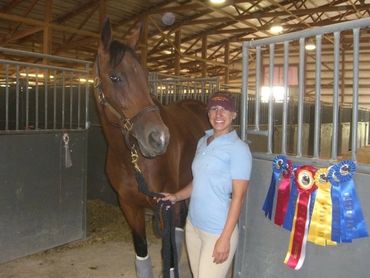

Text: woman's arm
xmin=160 ymin=181 xmax=193 ymax=204
xmin=212 ymin=179 xmax=249 ymax=264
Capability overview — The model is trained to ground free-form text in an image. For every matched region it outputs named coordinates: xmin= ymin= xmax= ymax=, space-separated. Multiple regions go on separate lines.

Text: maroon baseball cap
xmin=207 ymin=92 xmax=236 ymax=112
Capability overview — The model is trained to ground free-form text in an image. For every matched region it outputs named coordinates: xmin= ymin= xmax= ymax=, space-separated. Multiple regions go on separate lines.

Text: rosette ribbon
xmin=328 ymin=160 xmax=368 ymax=243
xmin=307 ymin=168 xmax=337 ymax=246
xmin=262 ymin=155 xmax=288 ymax=220
xmin=274 ymin=159 xmax=293 ymax=226
xmin=284 ymin=165 xmax=317 ymax=270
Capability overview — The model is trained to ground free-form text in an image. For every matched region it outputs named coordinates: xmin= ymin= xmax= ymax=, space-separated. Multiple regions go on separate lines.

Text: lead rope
xmin=131 ymin=146 xmax=179 ymax=278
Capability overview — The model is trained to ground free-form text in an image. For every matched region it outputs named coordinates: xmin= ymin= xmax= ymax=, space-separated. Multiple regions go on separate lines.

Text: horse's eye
xmin=109 ymin=74 xmax=122 ymax=83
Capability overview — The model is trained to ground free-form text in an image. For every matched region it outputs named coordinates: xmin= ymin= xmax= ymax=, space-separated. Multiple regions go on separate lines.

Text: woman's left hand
xmin=212 ymin=236 xmax=230 ymax=264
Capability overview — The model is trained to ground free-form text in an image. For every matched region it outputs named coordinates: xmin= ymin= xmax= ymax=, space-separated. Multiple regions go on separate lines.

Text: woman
xmin=162 ymin=91 xmax=252 ymax=278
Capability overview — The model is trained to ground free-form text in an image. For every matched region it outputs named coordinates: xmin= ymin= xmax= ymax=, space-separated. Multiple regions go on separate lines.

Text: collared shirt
xmin=188 ymin=129 xmax=252 ymax=234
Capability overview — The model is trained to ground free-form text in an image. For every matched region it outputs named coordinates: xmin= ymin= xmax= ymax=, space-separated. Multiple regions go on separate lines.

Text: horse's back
xmin=162 ymin=99 xmax=209 ymax=137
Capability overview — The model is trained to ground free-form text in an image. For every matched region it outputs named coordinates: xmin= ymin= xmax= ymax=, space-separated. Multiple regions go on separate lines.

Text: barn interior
xmin=1 ymin=1 xmax=370 ymax=277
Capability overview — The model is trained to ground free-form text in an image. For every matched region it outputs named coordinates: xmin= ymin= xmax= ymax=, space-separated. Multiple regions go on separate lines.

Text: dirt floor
xmin=0 ymin=199 xmax=192 ymax=278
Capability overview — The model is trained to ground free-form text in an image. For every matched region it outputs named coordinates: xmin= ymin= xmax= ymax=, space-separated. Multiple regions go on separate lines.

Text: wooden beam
xmin=43 ymin=0 xmax=52 ymax=60
xmin=224 ymin=40 xmax=230 ymax=84
xmin=1 ymin=26 xmax=43 ymax=44
xmin=202 ymin=35 xmax=207 ymax=77
xmin=141 ymin=16 xmax=148 ymax=68
xmin=0 ymin=0 xmax=23 ymax=13
xmin=55 ymin=0 xmax=98 ymax=24
xmin=0 ymin=11 xmax=100 ymax=38
xmin=99 ymin=0 xmax=107 ymax=30
xmin=175 ymin=29 xmax=181 ymax=75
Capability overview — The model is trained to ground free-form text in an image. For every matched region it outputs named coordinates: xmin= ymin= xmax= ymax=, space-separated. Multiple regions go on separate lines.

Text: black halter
xmin=94 ymin=54 xmax=159 ymax=150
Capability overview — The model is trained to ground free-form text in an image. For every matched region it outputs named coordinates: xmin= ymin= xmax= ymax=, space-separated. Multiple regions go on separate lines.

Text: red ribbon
xmin=284 ymin=165 xmax=317 ymax=270
xmin=274 ymin=164 xmax=292 ymax=226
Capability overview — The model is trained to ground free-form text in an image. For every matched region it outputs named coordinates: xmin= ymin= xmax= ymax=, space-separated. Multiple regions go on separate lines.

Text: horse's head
xmin=94 ymin=19 xmax=169 ymax=157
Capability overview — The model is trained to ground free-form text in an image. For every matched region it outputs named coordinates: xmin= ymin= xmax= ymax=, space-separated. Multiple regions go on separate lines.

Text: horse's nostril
xmin=149 ymin=130 xmax=167 ymax=150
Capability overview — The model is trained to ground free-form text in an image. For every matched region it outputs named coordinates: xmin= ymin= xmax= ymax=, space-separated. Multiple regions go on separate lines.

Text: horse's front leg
xmin=119 ymin=201 xmax=153 ymax=278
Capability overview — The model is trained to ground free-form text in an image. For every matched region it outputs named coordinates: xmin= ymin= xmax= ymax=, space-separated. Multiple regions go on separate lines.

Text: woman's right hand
xmin=157 ymin=192 xmax=177 ymax=204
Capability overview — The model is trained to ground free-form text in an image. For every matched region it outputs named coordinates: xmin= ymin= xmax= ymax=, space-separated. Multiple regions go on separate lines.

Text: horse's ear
xmin=101 ymin=17 xmax=112 ymax=51
xmin=126 ymin=22 xmax=142 ymax=50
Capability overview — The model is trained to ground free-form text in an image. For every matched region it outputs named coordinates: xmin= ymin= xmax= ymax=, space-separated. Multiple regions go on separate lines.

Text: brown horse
xmin=94 ymin=19 xmax=210 ymax=277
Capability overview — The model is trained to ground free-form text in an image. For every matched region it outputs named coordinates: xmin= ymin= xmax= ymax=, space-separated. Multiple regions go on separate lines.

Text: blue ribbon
xmin=282 ymin=163 xmax=299 ymax=231
xmin=328 ymin=160 xmax=368 ymax=243
xmin=262 ymin=155 xmax=288 ymax=220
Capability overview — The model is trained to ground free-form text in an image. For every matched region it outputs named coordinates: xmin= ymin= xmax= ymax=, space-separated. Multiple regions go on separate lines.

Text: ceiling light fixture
xmin=270 ymin=24 xmax=283 ymax=34
xmin=161 ymin=12 xmax=176 ymax=26
xmin=305 ymin=41 xmax=316 ymax=51
xmin=209 ymin=0 xmax=226 ymax=4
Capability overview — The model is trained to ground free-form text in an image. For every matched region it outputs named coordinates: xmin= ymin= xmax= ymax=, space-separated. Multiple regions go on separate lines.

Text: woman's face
xmin=208 ymin=105 xmax=236 ymax=136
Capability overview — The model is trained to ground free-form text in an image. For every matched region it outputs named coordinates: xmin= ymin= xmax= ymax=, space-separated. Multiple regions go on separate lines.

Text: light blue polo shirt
xmin=188 ymin=129 xmax=252 ymax=235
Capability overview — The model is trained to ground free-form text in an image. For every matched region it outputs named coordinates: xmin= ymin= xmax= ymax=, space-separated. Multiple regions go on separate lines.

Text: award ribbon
xmin=284 ymin=165 xmax=317 ymax=270
xmin=263 ymin=155 xmax=288 ymax=220
xmin=328 ymin=160 xmax=368 ymax=243
xmin=283 ymin=163 xmax=299 ymax=231
xmin=307 ymin=168 xmax=337 ymax=246
xmin=274 ymin=159 xmax=292 ymax=226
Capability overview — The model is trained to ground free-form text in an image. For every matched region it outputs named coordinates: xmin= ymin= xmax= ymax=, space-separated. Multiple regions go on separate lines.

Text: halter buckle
xmin=123 ymin=119 xmax=133 ymax=131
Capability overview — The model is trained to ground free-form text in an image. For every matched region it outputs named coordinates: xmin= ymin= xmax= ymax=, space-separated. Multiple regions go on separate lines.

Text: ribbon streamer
xmin=307 ymin=168 xmax=337 ymax=246
xmin=263 ymin=155 xmax=288 ymax=220
xmin=274 ymin=159 xmax=292 ymax=226
xmin=284 ymin=165 xmax=317 ymax=270
xmin=283 ymin=163 xmax=299 ymax=231
xmin=328 ymin=160 xmax=368 ymax=243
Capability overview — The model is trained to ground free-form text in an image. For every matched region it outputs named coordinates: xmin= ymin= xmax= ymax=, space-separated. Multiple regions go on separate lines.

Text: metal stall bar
xmin=78 ymin=82 xmax=81 ymax=129
xmin=44 ymin=72 xmax=48 ymax=129
xmin=5 ymin=64 xmax=9 ymax=130
xmin=255 ymin=46 xmax=261 ymax=131
xmin=352 ymin=28 xmax=360 ymax=161
xmin=53 ymin=70 xmax=57 ymax=130
xmin=313 ymin=35 xmax=322 ymax=159
xmin=35 ymin=68 xmax=39 ymax=129
xmin=241 ymin=43 xmax=248 ymax=141
xmin=281 ymin=41 xmax=289 ymax=155
xmin=267 ymin=43 xmax=275 ymax=154
xmin=85 ymin=66 xmax=90 ymax=129
xmin=69 ymin=73 xmax=74 ymax=129
xmin=15 ymin=66 xmax=19 ymax=130
xmin=296 ymin=38 xmax=305 ymax=157
xmin=243 ymin=17 xmax=370 ymax=161
xmin=0 ymin=59 xmax=91 ymax=133
xmin=331 ymin=31 xmax=340 ymax=160
xmin=26 ymin=68 xmax=30 ymax=129
xmin=62 ymin=72 xmax=65 ymax=129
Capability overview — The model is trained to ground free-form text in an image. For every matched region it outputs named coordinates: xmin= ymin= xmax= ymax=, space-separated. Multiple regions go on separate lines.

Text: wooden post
xmin=140 ymin=16 xmax=148 ymax=68
xmin=43 ymin=0 xmax=52 ymax=63
xmin=224 ymin=40 xmax=230 ymax=85
xmin=175 ymin=29 xmax=181 ymax=75
xmin=99 ymin=0 xmax=107 ymax=30
xmin=202 ymin=35 xmax=207 ymax=77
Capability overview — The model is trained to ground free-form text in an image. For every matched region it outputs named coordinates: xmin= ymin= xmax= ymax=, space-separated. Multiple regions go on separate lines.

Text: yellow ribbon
xmin=307 ymin=168 xmax=337 ymax=246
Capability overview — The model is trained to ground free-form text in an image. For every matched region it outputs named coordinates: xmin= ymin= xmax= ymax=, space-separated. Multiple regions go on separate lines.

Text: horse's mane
xmin=109 ymin=40 xmax=139 ymax=68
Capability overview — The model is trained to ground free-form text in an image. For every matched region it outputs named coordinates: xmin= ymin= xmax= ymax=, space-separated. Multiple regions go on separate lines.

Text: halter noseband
xmin=94 ymin=54 xmax=159 ymax=150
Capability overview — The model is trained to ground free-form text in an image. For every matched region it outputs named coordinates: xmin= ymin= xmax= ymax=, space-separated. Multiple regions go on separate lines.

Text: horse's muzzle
xmin=138 ymin=125 xmax=170 ymax=157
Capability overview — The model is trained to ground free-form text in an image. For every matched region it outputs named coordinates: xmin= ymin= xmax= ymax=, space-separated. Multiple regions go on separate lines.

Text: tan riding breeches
xmin=185 ymin=219 xmax=238 ymax=278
